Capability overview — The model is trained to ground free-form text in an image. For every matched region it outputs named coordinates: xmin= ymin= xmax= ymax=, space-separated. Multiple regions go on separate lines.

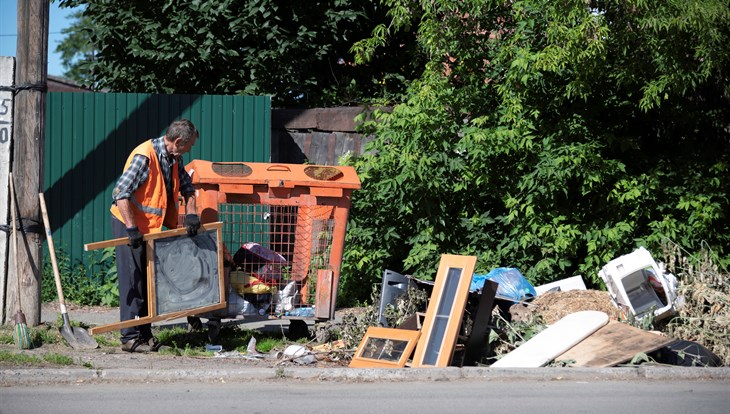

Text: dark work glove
xmin=184 ymin=214 xmax=201 ymax=237
xmin=126 ymin=226 xmax=144 ymax=248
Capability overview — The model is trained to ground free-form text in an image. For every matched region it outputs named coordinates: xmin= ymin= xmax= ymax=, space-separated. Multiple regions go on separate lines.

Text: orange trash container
xmin=185 ymin=160 xmax=361 ymax=322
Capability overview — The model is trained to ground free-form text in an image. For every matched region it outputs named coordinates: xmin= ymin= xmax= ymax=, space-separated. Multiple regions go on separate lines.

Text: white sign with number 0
xmin=0 ymin=56 xmax=15 ymax=324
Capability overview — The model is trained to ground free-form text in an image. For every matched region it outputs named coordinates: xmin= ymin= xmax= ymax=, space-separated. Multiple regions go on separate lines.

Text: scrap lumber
xmin=555 ymin=320 xmax=676 ymax=367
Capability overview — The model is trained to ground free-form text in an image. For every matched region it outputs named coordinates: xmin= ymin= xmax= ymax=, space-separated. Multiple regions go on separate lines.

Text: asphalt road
xmin=1 ymin=379 xmax=728 ymax=414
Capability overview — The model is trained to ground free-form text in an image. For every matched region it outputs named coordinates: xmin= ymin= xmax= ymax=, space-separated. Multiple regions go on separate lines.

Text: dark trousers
xmin=111 ymin=216 xmax=152 ymax=343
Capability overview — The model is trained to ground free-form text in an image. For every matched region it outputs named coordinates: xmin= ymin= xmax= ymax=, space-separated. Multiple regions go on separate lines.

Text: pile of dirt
xmin=512 ymin=290 xmax=621 ymax=325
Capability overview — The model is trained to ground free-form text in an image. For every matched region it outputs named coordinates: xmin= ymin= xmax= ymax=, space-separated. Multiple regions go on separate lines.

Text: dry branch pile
xmin=661 ymin=244 xmax=729 ymax=366
xmin=517 ymin=290 xmax=621 ymax=325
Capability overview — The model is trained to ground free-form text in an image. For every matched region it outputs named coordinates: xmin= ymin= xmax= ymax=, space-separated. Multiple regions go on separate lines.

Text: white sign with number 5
xmin=0 ymin=56 xmax=15 ymax=325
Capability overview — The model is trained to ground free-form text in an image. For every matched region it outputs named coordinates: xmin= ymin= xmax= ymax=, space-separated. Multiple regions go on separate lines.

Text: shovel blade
xmin=60 ymin=325 xmax=99 ymax=349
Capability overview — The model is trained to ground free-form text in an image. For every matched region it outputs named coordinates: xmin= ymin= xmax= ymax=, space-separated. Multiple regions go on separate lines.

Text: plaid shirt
xmin=112 ymin=136 xmax=194 ymax=203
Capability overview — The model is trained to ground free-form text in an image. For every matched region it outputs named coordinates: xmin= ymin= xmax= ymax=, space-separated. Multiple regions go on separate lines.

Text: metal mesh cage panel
xmin=218 ymin=203 xmax=335 ymax=316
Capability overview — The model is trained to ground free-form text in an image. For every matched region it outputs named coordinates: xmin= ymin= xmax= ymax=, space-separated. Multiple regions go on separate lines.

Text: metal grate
xmin=212 ymin=162 xmax=253 ymax=177
xmin=304 ymin=165 xmax=344 ymax=181
xmin=218 ymin=203 xmax=335 ymax=317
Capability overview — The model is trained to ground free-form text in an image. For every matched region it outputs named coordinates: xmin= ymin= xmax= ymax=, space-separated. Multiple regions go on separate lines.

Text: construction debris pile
xmin=335 ymin=246 xmax=728 ymax=369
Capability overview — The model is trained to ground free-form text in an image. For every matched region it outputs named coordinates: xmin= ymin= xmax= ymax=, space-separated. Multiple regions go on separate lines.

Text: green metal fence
xmin=44 ymin=92 xmax=271 ymax=265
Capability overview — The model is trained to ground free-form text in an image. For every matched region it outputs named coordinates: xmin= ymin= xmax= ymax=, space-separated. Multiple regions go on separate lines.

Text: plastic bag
xmin=274 ymin=280 xmax=301 ymax=313
xmin=233 ymin=242 xmax=287 ymax=285
xmin=471 ymin=267 xmax=536 ymax=302
xmin=230 ymin=270 xmax=273 ymax=295
xmin=227 ymin=289 xmax=260 ymax=316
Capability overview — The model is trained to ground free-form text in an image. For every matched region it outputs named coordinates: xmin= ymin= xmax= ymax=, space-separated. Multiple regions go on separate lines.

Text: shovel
xmin=39 ymin=193 xmax=98 ymax=349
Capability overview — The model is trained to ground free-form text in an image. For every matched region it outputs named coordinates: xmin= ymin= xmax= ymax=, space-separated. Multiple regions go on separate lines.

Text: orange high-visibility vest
xmin=110 ymin=140 xmax=180 ymax=233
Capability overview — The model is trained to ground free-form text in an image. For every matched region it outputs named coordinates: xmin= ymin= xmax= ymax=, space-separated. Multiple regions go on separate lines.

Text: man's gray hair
xmin=165 ymin=119 xmax=198 ymax=145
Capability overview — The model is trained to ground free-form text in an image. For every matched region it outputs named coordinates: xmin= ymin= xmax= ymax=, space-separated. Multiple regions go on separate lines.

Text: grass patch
xmin=153 ymin=323 xmax=290 ymax=355
xmin=43 ymin=353 xmax=74 ymax=365
xmin=0 ymin=332 xmax=14 ymax=345
xmin=0 ymin=350 xmax=44 ymax=365
xmin=158 ymin=342 xmax=213 ymax=357
xmin=251 ymin=337 xmax=283 ymax=353
xmin=0 ymin=323 xmax=60 ymax=348
xmin=0 ymin=350 xmax=75 ymax=367
xmin=31 ymin=325 xmax=61 ymax=345
xmin=94 ymin=335 xmax=117 ymax=347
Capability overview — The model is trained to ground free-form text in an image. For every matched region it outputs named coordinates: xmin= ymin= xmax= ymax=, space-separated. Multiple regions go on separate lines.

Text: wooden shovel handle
xmin=39 ymin=193 xmax=68 ymax=312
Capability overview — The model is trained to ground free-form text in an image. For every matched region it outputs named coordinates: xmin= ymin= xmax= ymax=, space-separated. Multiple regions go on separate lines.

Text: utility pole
xmin=7 ymin=0 xmax=50 ymax=326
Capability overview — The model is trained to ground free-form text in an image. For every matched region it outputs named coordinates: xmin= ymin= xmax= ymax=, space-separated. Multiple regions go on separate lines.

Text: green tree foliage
xmin=339 ymin=0 xmax=730 ymax=303
xmin=54 ymin=10 xmax=95 ymax=86
xmin=59 ymin=0 xmax=426 ymax=106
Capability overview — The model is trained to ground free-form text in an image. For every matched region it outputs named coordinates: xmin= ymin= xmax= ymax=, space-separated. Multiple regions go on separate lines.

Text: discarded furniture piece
xmin=386 ymin=270 xmax=499 ymax=366
xmin=491 ymin=311 xmax=609 ymax=368
xmin=378 ymin=269 xmax=417 ymax=327
xmin=459 ymin=279 xmax=499 ymax=366
xmin=534 ymin=275 xmax=587 ymax=295
xmin=349 ymin=327 xmax=421 ymax=368
xmin=411 ymin=254 xmax=478 ymax=367
xmin=397 ymin=312 xmax=426 ymax=331
xmin=84 ymin=223 xmax=226 ymax=335
xmin=186 ymin=160 xmax=361 ymax=324
xmin=599 ymin=247 xmax=678 ymax=322
xmin=555 ymin=320 xmax=676 ymax=367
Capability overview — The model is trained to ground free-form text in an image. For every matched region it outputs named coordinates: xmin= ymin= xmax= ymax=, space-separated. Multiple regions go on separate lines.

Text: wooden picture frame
xmin=349 ymin=327 xmax=421 ymax=368
xmin=86 ymin=222 xmax=226 ymax=335
xmin=411 ymin=254 xmax=478 ymax=367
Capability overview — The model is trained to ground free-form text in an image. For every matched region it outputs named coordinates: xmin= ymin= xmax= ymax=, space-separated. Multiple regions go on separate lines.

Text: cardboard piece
xmin=555 ymin=320 xmax=676 ymax=367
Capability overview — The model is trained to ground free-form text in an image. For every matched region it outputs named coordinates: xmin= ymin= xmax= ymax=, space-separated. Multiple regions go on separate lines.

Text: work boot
xmin=187 ymin=316 xmax=203 ymax=331
xmin=144 ymin=336 xmax=163 ymax=352
xmin=121 ymin=337 xmax=152 ymax=353
xmin=206 ymin=318 xmax=221 ymax=343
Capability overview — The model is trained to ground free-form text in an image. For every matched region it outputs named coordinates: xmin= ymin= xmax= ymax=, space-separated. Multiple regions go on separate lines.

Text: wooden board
xmin=555 ymin=320 xmax=676 ymax=367
xmin=491 ymin=311 xmax=609 ymax=368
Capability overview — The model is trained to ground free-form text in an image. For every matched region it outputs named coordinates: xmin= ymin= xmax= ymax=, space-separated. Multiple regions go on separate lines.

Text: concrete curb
xmin=3 ymin=366 xmax=730 ymax=385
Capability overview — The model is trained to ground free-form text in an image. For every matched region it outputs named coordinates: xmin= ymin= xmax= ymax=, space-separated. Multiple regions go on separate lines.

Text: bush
xmin=339 ymin=0 xmax=730 ymax=306
xmin=42 ymin=247 xmax=119 ymax=307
